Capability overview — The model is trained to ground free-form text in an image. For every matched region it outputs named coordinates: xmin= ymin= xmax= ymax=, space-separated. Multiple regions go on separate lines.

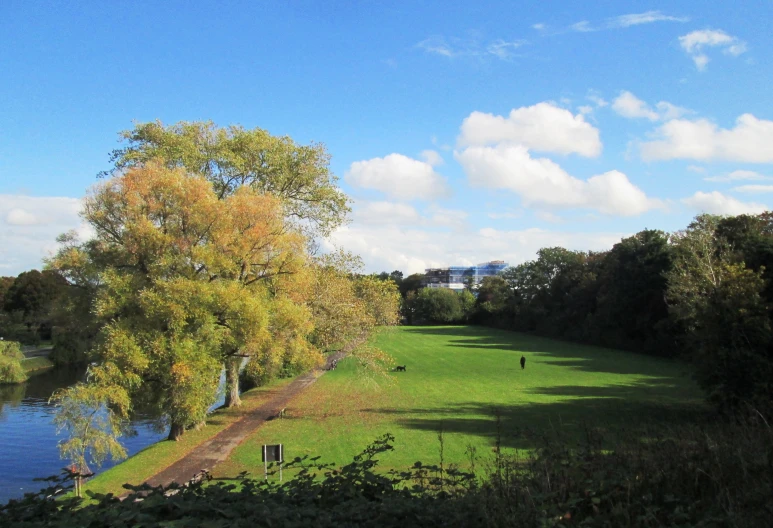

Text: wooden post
xmin=263 ymin=445 xmax=268 ymax=480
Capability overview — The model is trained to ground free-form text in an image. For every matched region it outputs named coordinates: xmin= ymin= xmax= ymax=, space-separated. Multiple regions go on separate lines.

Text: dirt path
xmin=21 ymin=345 xmax=53 ymax=358
xmin=140 ymin=351 xmax=348 ymax=490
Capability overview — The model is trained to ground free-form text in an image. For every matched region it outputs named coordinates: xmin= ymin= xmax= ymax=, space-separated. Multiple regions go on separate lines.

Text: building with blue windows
xmin=423 ymin=260 xmax=508 ymax=290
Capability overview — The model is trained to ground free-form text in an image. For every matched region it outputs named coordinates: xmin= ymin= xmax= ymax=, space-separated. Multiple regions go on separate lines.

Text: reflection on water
xmin=0 ymin=367 xmax=167 ymax=504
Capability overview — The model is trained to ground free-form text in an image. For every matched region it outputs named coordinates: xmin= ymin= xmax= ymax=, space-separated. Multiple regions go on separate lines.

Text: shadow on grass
xmin=401 ymin=325 xmax=693 ymax=377
xmin=372 ymin=327 xmax=707 ymax=450
xmin=364 ymin=390 xmax=710 ymax=450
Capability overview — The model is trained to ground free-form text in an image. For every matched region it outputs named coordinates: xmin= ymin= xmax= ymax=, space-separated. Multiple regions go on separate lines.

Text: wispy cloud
xmin=611 ymin=91 xmax=690 ymax=121
xmin=704 ymin=170 xmax=773 ymax=182
xmin=732 ymin=185 xmax=773 ymax=193
xmin=487 ymin=39 xmax=527 ymax=59
xmin=535 ymin=11 xmax=688 ymax=35
xmin=416 ymin=35 xmax=526 ymax=61
xmin=609 ymin=11 xmax=689 ymax=28
xmin=679 ymin=29 xmax=747 ymax=70
xmin=571 ymin=21 xmax=593 ymax=33
xmin=586 ymin=92 xmax=609 ymax=108
xmin=416 ymin=36 xmax=455 ymax=57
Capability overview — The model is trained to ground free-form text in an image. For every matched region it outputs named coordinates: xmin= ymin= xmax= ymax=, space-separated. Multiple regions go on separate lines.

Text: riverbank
xmin=80 ymin=377 xmax=295 ymax=499
xmin=81 ymin=348 xmax=351 ymax=498
xmin=0 ymin=365 xmax=166 ymax=503
xmin=22 ymin=356 xmax=54 ymax=375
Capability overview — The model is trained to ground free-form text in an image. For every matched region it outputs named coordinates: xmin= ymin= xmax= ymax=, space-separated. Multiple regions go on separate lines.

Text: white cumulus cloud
xmin=420 ymin=149 xmax=444 ymax=166
xmin=679 ymin=29 xmax=747 ymax=70
xmin=535 ymin=211 xmax=563 ymax=223
xmin=325 ymin=224 xmax=628 ymax=275
xmin=455 ymin=144 xmax=662 ymax=216
xmin=612 ymin=91 xmax=689 ymax=121
xmin=345 ymin=153 xmax=450 ymax=200
xmin=640 ymin=114 xmax=773 ymax=162
xmin=351 ymin=200 xmax=468 ymax=228
xmin=0 ymin=195 xmax=89 ymax=275
xmin=6 ymin=208 xmax=40 ymax=226
xmin=458 ymin=102 xmax=602 ymax=157
xmin=682 ymin=191 xmax=767 ymax=215
xmin=352 ymin=201 xmax=422 ymax=225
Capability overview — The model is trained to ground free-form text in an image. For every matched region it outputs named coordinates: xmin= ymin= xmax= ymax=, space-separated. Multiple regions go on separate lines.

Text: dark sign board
xmin=262 ymin=444 xmax=283 ymax=463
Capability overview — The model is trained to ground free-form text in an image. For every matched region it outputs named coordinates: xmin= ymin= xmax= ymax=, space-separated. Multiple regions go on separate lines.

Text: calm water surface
xmin=0 ymin=367 xmax=167 ymax=503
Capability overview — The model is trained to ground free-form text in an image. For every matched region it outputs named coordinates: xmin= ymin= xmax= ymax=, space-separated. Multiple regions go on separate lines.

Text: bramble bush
xmin=2 ymin=424 xmax=771 ymax=527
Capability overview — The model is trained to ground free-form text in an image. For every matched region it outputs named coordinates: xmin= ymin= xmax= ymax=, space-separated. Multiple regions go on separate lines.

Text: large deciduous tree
xmin=104 ymin=120 xmax=350 ymax=238
xmin=50 ymin=162 xmax=309 ymax=447
xmin=592 ymin=230 xmax=675 ymax=354
xmin=98 ymin=121 xmax=353 ymax=406
xmin=308 ymin=251 xmax=397 ymax=352
xmin=666 ymin=214 xmax=773 ymax=415
xmin=413 ymin=288 xmax=464 ymax=324
xmin=3 ymin=270 xmax=67 ymax=332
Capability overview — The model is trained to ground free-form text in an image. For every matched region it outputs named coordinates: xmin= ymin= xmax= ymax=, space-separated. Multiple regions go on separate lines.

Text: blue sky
xmin=1 ymin=1 xmax=772 ymax=275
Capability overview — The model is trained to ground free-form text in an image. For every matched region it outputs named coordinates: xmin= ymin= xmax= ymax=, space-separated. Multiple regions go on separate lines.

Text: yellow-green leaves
xmin=51 ymin=161 xmax=317 ymax=446
xmin=107 ymin=120 xmax=350 ymax=238
xmin=0 ymin=341 xmax=27 ymax=384
xmin=51 ymin=383 xmax=130 ymax=473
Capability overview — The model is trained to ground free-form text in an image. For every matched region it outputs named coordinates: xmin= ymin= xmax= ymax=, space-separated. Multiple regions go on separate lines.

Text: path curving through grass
xmin=212 ymin=325 xmax=706 ymax=480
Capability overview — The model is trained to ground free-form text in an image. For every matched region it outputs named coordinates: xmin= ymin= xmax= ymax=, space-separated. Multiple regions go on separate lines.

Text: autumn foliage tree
xmin=98 ymin=120 xmax=354 ymax=407
xmin=50 ymin=162 xmax=310 ymax=445
xmin=308 ymin=251 xmax=400 ymax=352
xmin=104 ymin=120 xmax=350 ymax=238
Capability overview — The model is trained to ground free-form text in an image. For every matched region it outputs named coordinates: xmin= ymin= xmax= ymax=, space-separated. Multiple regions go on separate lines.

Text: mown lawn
xmin=82 ymin=377 xmax=294 ymax=498
xmin=213 ymin=325 xmax=706 ymax=480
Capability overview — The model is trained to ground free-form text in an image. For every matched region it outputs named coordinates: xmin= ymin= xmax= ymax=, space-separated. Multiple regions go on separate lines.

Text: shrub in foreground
xmin=2 ymin=424 xmax=771 ymax=527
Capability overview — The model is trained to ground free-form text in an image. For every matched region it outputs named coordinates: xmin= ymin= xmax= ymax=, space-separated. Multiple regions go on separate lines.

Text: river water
xmin=0 ymin=367 xmax=167 ymax=504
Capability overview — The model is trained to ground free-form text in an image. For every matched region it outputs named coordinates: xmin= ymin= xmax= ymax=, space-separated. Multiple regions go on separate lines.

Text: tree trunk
xmin=224 ymin=356 xmax=242 ymax=408
xmin=168 ymin=422 xmax=185 ymax=441
xmin=192 ymin=420 xmax=206 ymax=431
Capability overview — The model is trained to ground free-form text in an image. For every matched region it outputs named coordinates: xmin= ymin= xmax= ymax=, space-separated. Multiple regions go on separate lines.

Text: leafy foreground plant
xmin=2 ymin=426 xmax=772 ymax=527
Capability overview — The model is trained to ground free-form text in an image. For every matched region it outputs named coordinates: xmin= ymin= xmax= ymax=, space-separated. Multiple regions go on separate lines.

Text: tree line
xmin=381 ymin=213 xmax=773 ymax=418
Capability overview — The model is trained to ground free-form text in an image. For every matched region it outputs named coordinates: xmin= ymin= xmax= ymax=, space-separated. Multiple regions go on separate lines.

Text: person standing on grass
xmin=520 ymin=355 xmax=526 ymax=370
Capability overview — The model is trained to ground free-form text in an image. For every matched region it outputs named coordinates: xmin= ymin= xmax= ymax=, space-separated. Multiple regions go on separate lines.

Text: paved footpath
xmin=141 ymin=351 xmax=347 ymax=490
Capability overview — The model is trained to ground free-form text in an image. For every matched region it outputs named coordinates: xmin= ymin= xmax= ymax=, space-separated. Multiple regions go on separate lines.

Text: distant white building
xmin=423 ymin=260 xmax=508 ymax=290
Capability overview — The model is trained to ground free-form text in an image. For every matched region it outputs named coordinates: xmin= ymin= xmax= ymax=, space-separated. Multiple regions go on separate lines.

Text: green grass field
xmin=22 ymin=356 xmax=54 ymax=375
xmin=213 ymin=325 xmax=706 ymax=480
xmin=81 ymin=377 xmax=294 ymax=498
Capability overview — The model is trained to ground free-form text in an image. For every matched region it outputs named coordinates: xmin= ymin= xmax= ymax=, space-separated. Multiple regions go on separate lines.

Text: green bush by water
xmin=0 ymin=341 xmax=27 ymax=384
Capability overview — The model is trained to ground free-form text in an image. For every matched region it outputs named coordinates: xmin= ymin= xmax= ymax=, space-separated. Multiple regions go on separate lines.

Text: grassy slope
xmin=22 ymin=356 xmax=54 ymax=374
xmin=82 ymin=378 xmax=294 ymax=497
xmin=213 ymin=325 xmax=705 ymax=479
